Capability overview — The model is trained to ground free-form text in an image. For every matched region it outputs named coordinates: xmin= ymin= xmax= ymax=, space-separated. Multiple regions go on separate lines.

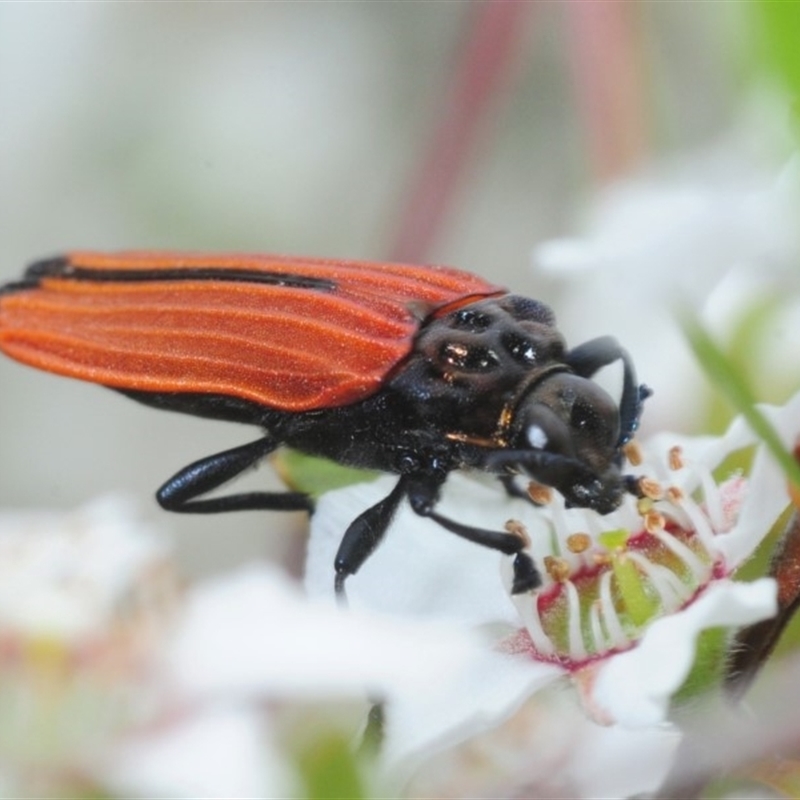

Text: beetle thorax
xmin=388 ymin=295 xmax=568 ymax=443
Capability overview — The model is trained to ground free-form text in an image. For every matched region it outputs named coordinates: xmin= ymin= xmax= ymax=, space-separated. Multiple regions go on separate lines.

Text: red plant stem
xmin=388 ymin=1 xmax=533 ymax=264
xmin=564 ymin=1 xmax=648 ymax=184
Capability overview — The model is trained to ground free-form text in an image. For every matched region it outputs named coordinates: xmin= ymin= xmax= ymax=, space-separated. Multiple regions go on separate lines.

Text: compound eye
xmin=570 ymin=397 xmax=615 ymax=447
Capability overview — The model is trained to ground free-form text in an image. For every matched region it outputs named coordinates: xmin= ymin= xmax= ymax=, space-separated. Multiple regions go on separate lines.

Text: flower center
xmin=502 ymin=448 xmax=745 ymax=670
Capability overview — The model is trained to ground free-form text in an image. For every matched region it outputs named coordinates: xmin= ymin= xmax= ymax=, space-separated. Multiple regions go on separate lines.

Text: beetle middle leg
xmin=406 ymin=476 xmax=540 ymax=594
xmin=334 ymin=476 xmax=410 ymax=600
xmin=156 ymin=436 xmax=312 ymax=514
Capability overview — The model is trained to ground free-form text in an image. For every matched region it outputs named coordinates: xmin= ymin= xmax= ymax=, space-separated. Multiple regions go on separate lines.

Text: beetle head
xmin=508 ymin=372 xmax=627 ymax=514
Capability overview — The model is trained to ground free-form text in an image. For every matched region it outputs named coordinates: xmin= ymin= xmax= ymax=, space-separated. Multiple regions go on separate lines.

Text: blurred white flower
xmin=533 ymin=144 xmax=800 ymax=432
xmin=0 ymin=498 xmax=503 ymax=798
xmin=0 ymin=496 xmax=177 ymax=791
xmin=403 ymin=686 xmax=679 ymax=799
xmin=306 ymin=390 xmax=800 ymax=795
xmin=103 ymin=562 xmax=512 ymax=798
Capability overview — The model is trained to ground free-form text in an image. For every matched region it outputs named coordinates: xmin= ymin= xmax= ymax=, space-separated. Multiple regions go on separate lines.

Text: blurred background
xmin=1 ymin=2 xmax=797 ymax=579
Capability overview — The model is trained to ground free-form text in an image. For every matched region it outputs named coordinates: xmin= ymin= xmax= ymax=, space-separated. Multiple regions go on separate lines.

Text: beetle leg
xmin=406 ymin=477 xmax=540 ymax=593
xmin=156 ymin=437 xmax=312 ymax=514
xmin=334 ymin=476 xmax=410 ymax=599
xmin=564 ymin=334 xmax=627 ymax=378
xmin=565 ymin=336 xmax=650 ymax=448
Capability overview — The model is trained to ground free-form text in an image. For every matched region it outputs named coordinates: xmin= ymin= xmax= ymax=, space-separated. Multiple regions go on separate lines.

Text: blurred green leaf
xmin=683 ymin=311 xmax=800 ymax=491
xmin=704 ymin=294 xmax=787 ymax=435
xmin=753 ymin=0 xmax=800 ymax=103
xmin=704 ymin=758 xmax=800 ymax=799
xmin=296 ymin=731 xmax=366 ymax=800
xmin=273 ymin=450 xmax=378 ymax=499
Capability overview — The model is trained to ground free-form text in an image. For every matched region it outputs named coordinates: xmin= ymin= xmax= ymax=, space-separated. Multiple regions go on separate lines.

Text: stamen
xmin=565 ymin=581 xmax=587 ymax=660
xmin=698 ymin=469 xmax=725 ymax=532
xmin=649 ymin=525 xmax=712 ymax=583
xmin=668 ymin=492 xmax=719 ymax=556
xmin=566 ymin=533 xmax=591 ymax=554
xmin=668 ymin=446 xmax=684 ymax=471
xmin=589 ymin=600 xmax=607 ymax=653
xmin=625 ymin=551 xmax=692 ymax=607
xmin=519 ymin=599 xmax=556 ymax=657
xmin=599 ymin=570 xmax=629 ymax=649
xmin=593 ymin=552 xmax=612 ymax=567
xmin=624 ymin=440 xmax=643 ymax=466
xmin=638 ymin=477 xmax=664 ymax=501
xmin=666 ymin=486 xmax=684 ymax=503
xmin=544 ymin=556 xmax=571 ymax=583
xmin=644 ymin=510 xmax=666 ymax=533
xmin=527 ymin=482 xmax=553 ymax=505
xmin=549 ymin=498 xmax=573 ymax=558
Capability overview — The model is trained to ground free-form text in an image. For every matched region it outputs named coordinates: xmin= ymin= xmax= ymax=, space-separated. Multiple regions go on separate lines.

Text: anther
xmin=624 ymin=440 xmax=643 ymax=466
xmin=566 ymin=533 xmax=592 ymax=554
xmin=666 ymin=485 xmax=684 ymax=503
xmin=638 ymin=477 xmax=664 ymax=501
xmin=527 ymin=482 xmax=553 ymax=505
xmin=544 ymin=555 xmax=571 ymax=582
xmin=644 ymin=510 xmax=665 ymax=533
xmin=668 ymin=446 xmax=684 ymax=471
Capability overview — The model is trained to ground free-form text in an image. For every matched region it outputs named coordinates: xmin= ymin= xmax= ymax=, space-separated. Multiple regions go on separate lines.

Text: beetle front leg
xmin=406 ymin=477 xmax=540 ymax=593
xmin=565 ymin=335 xmax=650 ymax=448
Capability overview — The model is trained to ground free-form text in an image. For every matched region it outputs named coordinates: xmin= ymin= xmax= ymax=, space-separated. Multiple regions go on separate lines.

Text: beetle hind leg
xmin=156 ymin=436 xmax=312 ymax=514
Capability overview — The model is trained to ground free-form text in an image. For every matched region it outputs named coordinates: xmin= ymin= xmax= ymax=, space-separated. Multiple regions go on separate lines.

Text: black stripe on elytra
xmin=5 ymin=256 xmax=337 ymax=293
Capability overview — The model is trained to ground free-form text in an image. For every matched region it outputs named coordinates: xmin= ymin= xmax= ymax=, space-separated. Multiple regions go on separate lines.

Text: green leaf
xmin=752 ymin=0 xmax=800 ymax=102
xmin=273 ymin=450 xmax=379 ymax=499
xmin=296 ymin=731 xmax=366 ymax=800
xmin=682 ymin=311 xmax=800 ymax=492
xmin=704 ymin=758 xmax=800 ymax=799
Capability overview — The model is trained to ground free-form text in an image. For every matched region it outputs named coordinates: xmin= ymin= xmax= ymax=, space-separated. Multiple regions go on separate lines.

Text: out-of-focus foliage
xmin=753 ymin=0 xmax=800 ymax=120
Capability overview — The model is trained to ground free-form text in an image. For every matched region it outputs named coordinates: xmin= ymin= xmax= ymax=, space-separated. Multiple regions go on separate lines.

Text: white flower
xmin=0 ymin=498 xmax=499 ymax=798
xmin=532 ymin=140 xmax=800 ymax=432
xmin=0 ymin=497 xmax=177 ymax=780
xmin=107 ymin=563 xmax=503 ymax=798
xmin=306 ymin=391 xmax=800 ymax=793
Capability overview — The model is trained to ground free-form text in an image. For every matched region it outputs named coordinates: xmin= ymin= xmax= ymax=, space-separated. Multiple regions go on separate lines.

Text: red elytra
xmin=0 ymin=251 xmax=503 ymax=411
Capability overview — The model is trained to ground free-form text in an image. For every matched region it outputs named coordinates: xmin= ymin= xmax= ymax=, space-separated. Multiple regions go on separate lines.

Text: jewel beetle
xmin=0 ymin=251 xmax=649 ymax=594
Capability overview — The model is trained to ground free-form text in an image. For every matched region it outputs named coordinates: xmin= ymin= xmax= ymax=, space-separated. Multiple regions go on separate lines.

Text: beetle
xmin=0 ymin=251 xmax=649 ymax=595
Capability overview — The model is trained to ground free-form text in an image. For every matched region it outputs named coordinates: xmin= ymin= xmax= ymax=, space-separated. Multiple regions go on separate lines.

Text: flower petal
xmin=104 ymin=703 xmax=294 ymax=799
xmin=383 ymin=648 xmax=562 ymax=775
xmin=306 ymin=474 xmax=523 ymax=628
xmin=716 ymin=389 xmax=800 ymax=566
xmin=590 ymin=578 xmax=777 ymax=726
xmin=170 ymin=563 xmax=488 ymax=702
